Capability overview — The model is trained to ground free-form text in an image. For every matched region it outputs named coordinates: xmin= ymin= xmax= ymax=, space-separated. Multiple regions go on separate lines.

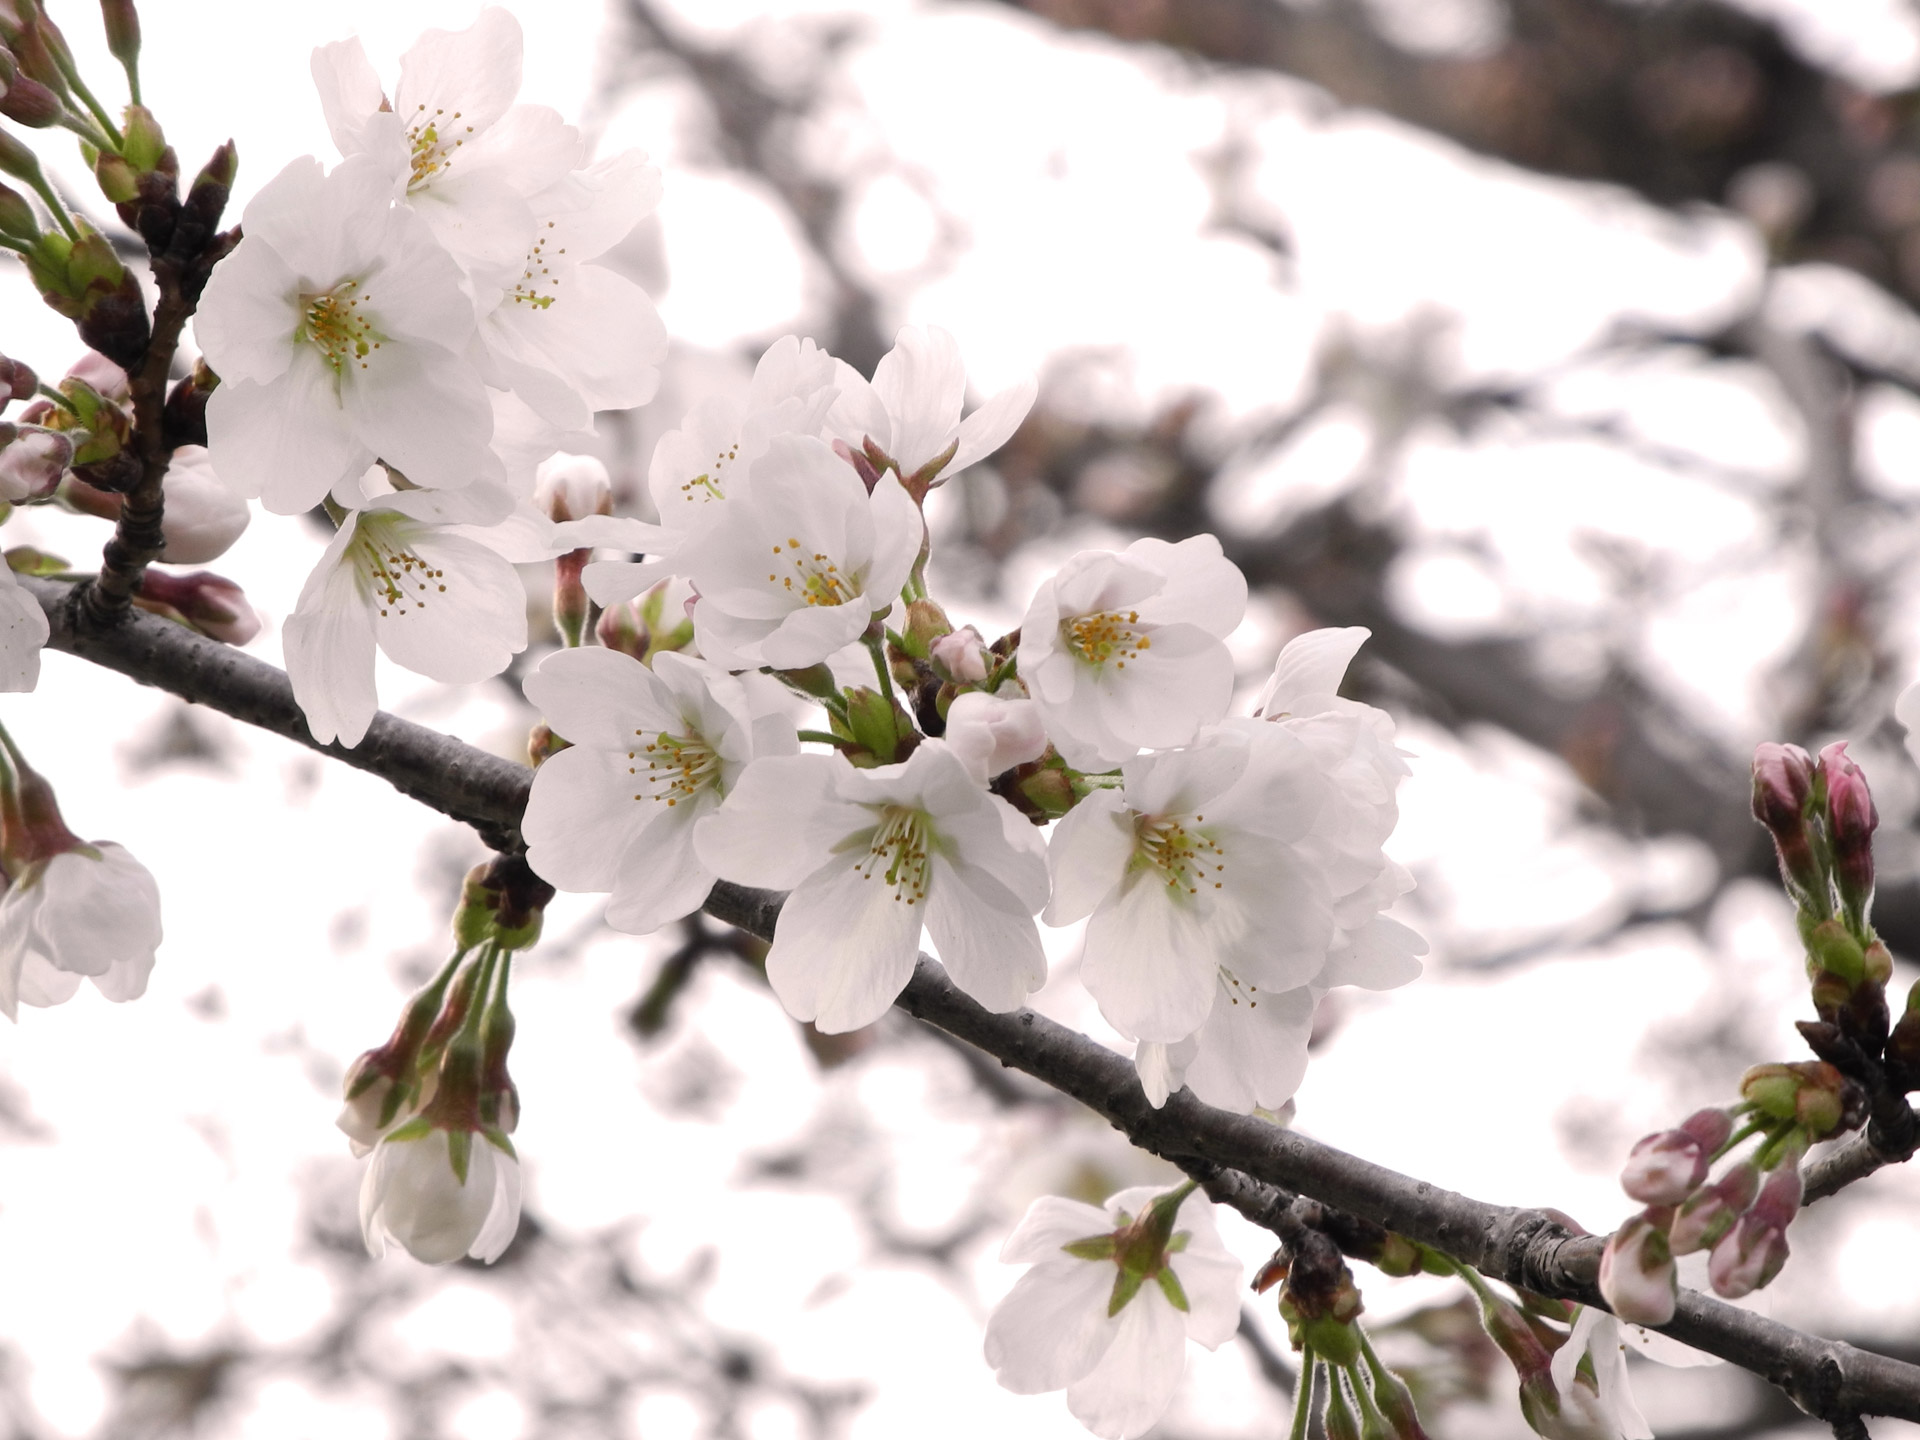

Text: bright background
xmin=0 ymin=0 xmax=1918 ymax=1436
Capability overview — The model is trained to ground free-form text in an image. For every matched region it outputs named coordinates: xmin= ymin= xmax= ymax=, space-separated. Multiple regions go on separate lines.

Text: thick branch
xmin=27 ymin=574 xmax=1920 ymax=1421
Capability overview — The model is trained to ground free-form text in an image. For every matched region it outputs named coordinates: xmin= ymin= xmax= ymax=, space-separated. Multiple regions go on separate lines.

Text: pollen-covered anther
xmin=352 ymin=528 xmax=446 ymax=618
xmin=299 ymin=280 xmax=382 ymax=375
xmin=1134 ymin=813 xmax=1224 ymax=898
xmin=406 ymin=105 xmax=467 ymax=189
xmin=857 ymin=806 xmax=933 ymax=905
xmin=1063 ymin=609 xmax=1152 ymax=669
xmin=628 ymin=728 xmax=722 ymax=807
xmin=769 ymin=544 xmax=857 ymax=607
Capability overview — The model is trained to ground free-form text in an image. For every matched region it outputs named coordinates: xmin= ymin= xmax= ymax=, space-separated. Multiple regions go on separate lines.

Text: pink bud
xmin=929 ymin=625 xmax=990 ymax=685
xmin=134 ymin=569 xmax=259 ymax=646
xmin=1819 ymin=741 xmax=1877 ymax=921
xmin=0 ymin=423 xmax=68 ymax=500
xmin=1752 ymin=742 xmax=1820 ymax=901
xmin=1597 ymin=1212 xmax=1676 ymax=1325
xmin=1621 ymin=1130 xmax=1709 ymax=1205
xmin=157 ymin=446 xmax=249 ymax=563
xmin=1669 ymin=1161 xmax=1760 ymax=1255
xmin=944 ymin=691 xmax=1049 ymax=785
xmin=1708 ymin=1212 xmax=1789 ymax=1299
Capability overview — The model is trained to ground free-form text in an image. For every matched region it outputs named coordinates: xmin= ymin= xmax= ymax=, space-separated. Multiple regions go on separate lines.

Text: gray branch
xmin=26 ymin=576 xmax=1920 ymax=1424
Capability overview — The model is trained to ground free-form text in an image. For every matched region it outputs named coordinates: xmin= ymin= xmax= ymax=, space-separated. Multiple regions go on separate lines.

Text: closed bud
xmin=1324 ymin=1372 xmax=1362 ymax=1440
xmin=132 ymin=569 xmax=259 ymax=645
xmin=178 ymin=140 xmax=235 ymax=239
xmin=593 ymin=596 xmax=648 ymax=659
xmin=1621 ymin=1127 xmax=1711 ymax=1205
xmin=930 ymin=623 xmax=991 ymax=684
xmin=0 ymin=354 xmax=35 ymax=403
xmin=1670 ymin=1160 xmax=1760 ymax=1255
xmin=1708 ymin=1210 xmax=1789 ymax=1299
xmin=1752 ymin=742 xmax=1820 ymax=903
xmin=0 ymin=67 xmax=59 ymax=126
xmin=533 ymin=451 xmax=611 ymax=524
xmin=161 ymin=365 xmax=211 ymax=447
xmin=0 ymin=423 xmax=66 ymax=500
xmin=154 ymin=445 xmax=247 ymax=563
xmin=100 ymin=0 xmax=140 ymax=69
xmin=91 ymin=147 xmax=137 ymax=203
xmin=1013 ymin=760 xmax=1076 ymax=820
xmin=899 ymin=597 xmax=952 ymax=660
xmin=0 ymin=180 xmax=36 ymax=240
xmin=119 ymin=104 xmax=169 ymax=177
xmin=1819 ymin=741 xmax=1877 ymax=927
xmin=1596 ymin=1212 xmax=1676 ymax=1325
xmin=842 ymin=685 xmax=914 ymax=766
xmin=774 ymin=662 xmax=839 ymax=699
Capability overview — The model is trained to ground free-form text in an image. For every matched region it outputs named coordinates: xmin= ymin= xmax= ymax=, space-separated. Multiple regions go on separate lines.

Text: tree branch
xmin=25 ymin=574 xmax=1920 ymax=1423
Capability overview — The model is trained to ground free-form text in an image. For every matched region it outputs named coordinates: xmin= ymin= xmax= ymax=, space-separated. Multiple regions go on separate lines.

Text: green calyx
xmin=1058 ymin=1182 xmax=1199 ymax=1320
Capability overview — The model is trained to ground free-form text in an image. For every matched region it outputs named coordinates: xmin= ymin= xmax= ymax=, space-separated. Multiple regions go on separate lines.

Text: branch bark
xmin=25 ymin=575 xmax=1920 ymax=1423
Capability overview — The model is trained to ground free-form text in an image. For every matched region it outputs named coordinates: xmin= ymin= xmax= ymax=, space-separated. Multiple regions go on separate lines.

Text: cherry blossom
xmin=695 ymin=742 xmax=1048 ymax=1032
xmin=0 ymin=565 xmax=48 ymax=692
xmin=360 ymin=1122 xmax=522 ymax=1265
xmin=826 ymin=325 xmax=1035 ymax=492
xmin=674 ymin=435 xmax=922 ymax=671
xmin=282 ymin=485 xmax=528 ymax=748
xmin=0 ymin=841 xmax=162 ymax=1020
xmin=1544 ymin=1307 xmax=1654 ymax=1440
xmin=196 ymin=153 xmax=498 ymax=513
xmin=1018 ymin=536 xmax=1247 ymax=772
xmin=1044 ymin=721 xmax=1335 ymax=1044
xmin=522 ymin=648 xmax=797 ymax=936
xmin=984 ymin=1184 xmax=1239 ymax=1439
xmin=944 ymin=690 xmax=1049 ymax=786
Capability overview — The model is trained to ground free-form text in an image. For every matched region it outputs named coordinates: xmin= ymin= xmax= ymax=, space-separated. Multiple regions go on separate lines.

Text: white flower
xmin=156 ymin=445 xmax=250 ymax=564
xmin=0 ymin=842 xmax=162 ymax=1020
xmin=475 ymin=148 xmax=667 ymax=431
xmin=585 ymin=335 xmax=841 ymax=610
xmin=312 ymin=8 xmax=553 ymax=282
xmin=197 ymin=153 xmax=499 ymax=514
xmin=1544 ymin=1308 xmax=1654 ymax=1440
xmin=523 ymin=648 xmax=797 ymax=935
xmin=0 ymin=564 xmax=48 ymax=692
xmin=675 ymin=435 xmax=922 ymax=671
xmin=1018 ymin=536 xmax=1247 ymax=772
xmin=360 ymin=1123 xmax=522 ymax=1265
xmin=1134 ymin=982 xmax=1320 ymax=1112
xmin=282 ymin=486 xmax=529 ymax=748
xmin=984 ymin=1184 xmax=1239 ymax=1440
xmin=695 ymin=742 xmax=1049 ymax=1032
xmin=1045 ymin=721 xmax=1335 ymax=1044
xmin=534 ymin=451 xmax=611 ymax=523
xmin=944 ymin=690 xmax=1048 ymax=785
xmin=1255 ymin=627 xmax=1425 ymax=993
xmin=826 ymin=325 xmax=1034 ymax=489
xmin=0 ymin=426 xmax=69 ymax=501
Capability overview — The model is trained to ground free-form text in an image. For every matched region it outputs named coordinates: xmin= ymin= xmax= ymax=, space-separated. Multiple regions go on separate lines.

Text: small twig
xmin=1803 ymin=1106 xmax=1920 ymax=1203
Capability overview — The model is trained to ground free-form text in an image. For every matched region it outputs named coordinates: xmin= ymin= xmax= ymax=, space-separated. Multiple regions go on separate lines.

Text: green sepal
xmin=1062 ymin=1234 xmax=1117 ymax=1262
xmin=3 ymin=546 xmax=67 ymax=575
xmin=1107 ymin=1264 xmax=1146 ymax=1317
xmin=1155 ymin=1265 xmax=1190 ymax=1313
xmin=445 ymin=1127 xmax=473 ymax=1186
xmin=384 ymin=1115 xmax=434 ymax=1145
xmin=483 ymin=1127 xmax=517 ymax=1161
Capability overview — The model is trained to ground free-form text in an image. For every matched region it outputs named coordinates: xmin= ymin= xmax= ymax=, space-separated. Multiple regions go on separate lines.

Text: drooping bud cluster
xmin=341 ymin=853 xmax=548 ymax=1266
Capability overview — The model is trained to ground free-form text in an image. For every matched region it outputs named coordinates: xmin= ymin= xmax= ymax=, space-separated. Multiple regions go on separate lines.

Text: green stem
xmin=0 ymin=235 xmax=32 ymax=256
xmin=56 ymin=66 xmax=121 ymax=148
xmin=984 ymin=653 xmax=1018 ymax=694
xmin=796 ymin=729 xmax=844 ymax=748
xmin=1713 ymin=1117 xmax=1766 ymax=1163
xmin=33 ymin=383 xmax=78 ymax=414
xmin=24 ymin=171 xmax=79 ymax=241
xmin=55 ymin=110 xmax=117 ymax=155
xmin=1288 ymin=1348 xmax=1318 ymax=1440
xmin=863 ymin=632 xmax=899 ymax=716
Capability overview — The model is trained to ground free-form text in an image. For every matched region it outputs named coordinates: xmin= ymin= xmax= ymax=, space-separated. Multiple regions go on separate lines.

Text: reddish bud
xmin=132 ymin=569 xmax=259 ymax=645
xmin=1708 ymin=1212 xmax=1789 ymax=1299
xmin=1621 ymin=1129 xmax=1711 ymax=1206
xmin=1820 ymin=741 xmax=1877 ymax=926
xmin=1752 ymin=742 xmax=1822 ymax=905
xmin=1670 ymin=1160 xmax=1761 ymax=1255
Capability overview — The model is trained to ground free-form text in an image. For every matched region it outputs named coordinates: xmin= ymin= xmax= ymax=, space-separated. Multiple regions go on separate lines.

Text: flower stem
xmin=1288 ymin=1348 xmax=1318 ymax=1440
xmin=863 ymin=632 xmax=899 ymax=717
xmin=796 ymin=729 xmax=843 ymax=748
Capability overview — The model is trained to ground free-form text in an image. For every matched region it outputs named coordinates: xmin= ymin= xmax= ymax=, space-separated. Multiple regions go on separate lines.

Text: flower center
xmin=508 ymin=220 xmax=568 ymax=311
xmin=352 ymin=520 xmax=445 ymax=618
xmin=407 ymin=104 xmax=472 ymax=190
xmin=677 ymin=444 xmax=740 ymax=507
xmin=1218 ymin=966 xmax=1263 ymax=1009
xmin=299 ymin=281 xmax=382 ymax=376
xmin=1063 ymin=609 xmax=1151 ymax=669
xmin=855 ymin=806 xmax=932 ymax=905
xmin=766 ymin=537 xmax=859 ymax=607
xmin=627 ymin=730 xmax=722 ymax=808
xmin=1133 ymin=812 xmax=1224 ymax=898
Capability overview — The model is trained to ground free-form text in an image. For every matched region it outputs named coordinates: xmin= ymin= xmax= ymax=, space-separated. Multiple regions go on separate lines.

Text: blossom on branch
xmin=695 ymin=742 xmax=1048 ymax=1032
xmin=361 ymin=1122 xmax=522 ymax=1265
xmin=282 ymin=484 xmax=528 ymax=748
xmin=984 ymin=1183 xmax=1239 ymax=1439
xmin=1018 ymin=536 xmax=1246 ymax=772
xmin=196 ymin=153 xmax=498 ymax=514
xmin=522 ymin=648 xmax=796 ymax=936
xmin=0 ymin=564 xmax=48 ymax=692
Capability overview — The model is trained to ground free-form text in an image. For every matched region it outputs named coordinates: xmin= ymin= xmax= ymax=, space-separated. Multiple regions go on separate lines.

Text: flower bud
xmin=1324 ymin=1372 xmax=1362 ymax=1440
xmin=896 ymin=597 xmax=952 ymax=661
xmin=930 ymin=624 xmax=990 ymax=685
xmin=0 ymin=354 xmax=35 ymax=404
xmin=131 ymin=569 xmax=259 ymax=645
xmin=593 ymin=596 xmax=648 ymax=659
xmin=533 ymin=451 xmax=611 ymax=524
xmin=153 ymin=445 xmax=247 ymax=563
xmin=841 ymin=685 xmax=915 ymax=766
xmin=1819 ymin=741 xmax=1877 ymax=930
xmin=1621 ymin=1128 xmax=1712 ymax=1206
xmin=0 ymin=67 xmax=59 ymax=126
xmin=92 ymin=147 xmax=137 ymax=203
xmin=0 ymin=180 xmax=36 ymax=242
xmin=1752 ymin=741 xmax=1820 ymax=903
xmin=26 ymin=226 xmax=149 ymax=369
xmin=945 ymin=691 xmax=1048 ymax=785
xmin=1708 ymin=1211 xmax=1789 ymax=1299
xmin=177 ymin=140 xmax=236 ymax=245
xmin=100 ymin=0 xmax=140 ymax=71
xmin=0 ymin=424 xmax=67 ymax=500
xmin=1670 ymin=1160 xmax=1760 ymax=1255
xmin=1596 ymin=1212 xmax=1676 ymax=1325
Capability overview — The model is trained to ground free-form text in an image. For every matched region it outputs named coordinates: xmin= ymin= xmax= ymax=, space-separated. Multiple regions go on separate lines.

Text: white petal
xmin=1064 ymin=1284 xmax=1187 ymax=1439
xmin=1043 ymin=789 xmax=1133 ymax=926
xmin=1000 ymin=1195 xmax=1114 ymax=1263
xmin=1083 ymin=876 xmax=1218 ymax=1043
xmin=949 ymin=375 xmax=1037 ymax=476
xmin=693 ymin=755 xmax=856 ymax=891
xmin=984 ymin=1259 xmax=1119 ymax=1393
xmin=765 ymin=855 xmax=921 ymax=1033
xmin=924 ymin=853 xmax=1046 ymax=1012
xmin=1255 ymin=626 xmax=1371 ymax=718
